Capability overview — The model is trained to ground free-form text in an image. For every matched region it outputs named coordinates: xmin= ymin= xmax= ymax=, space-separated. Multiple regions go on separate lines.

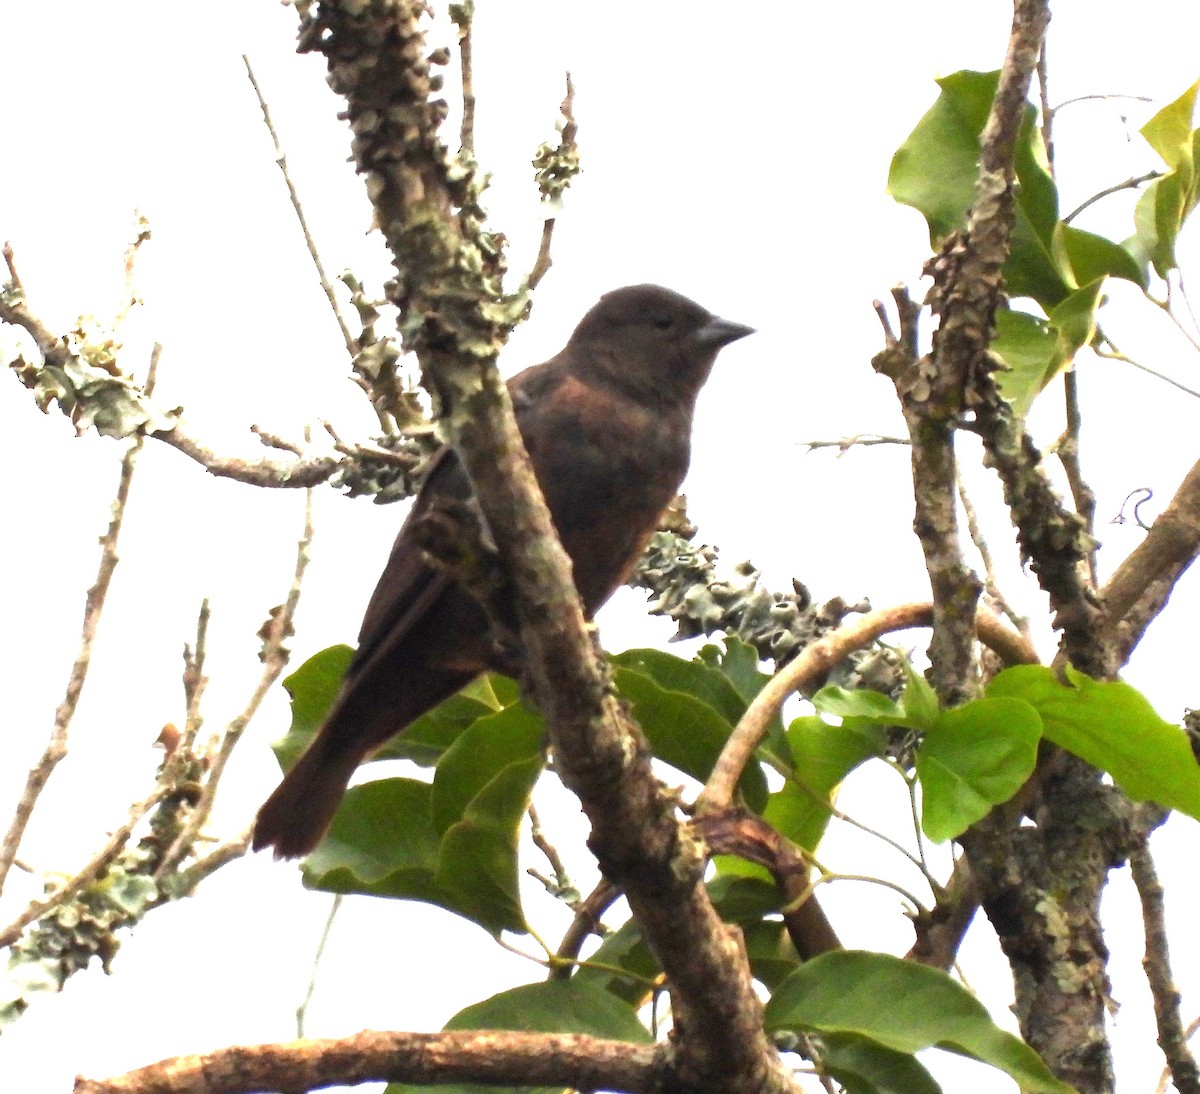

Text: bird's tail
xmin=252 ymin=734 xmax=365 ymax=860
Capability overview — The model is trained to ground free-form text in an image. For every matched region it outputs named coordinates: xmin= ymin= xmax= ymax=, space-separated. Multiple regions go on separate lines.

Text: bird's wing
xmin=349 ymin=446 xmax=466 ymax=675
xmin=349 ymin=361 xmax=569 ymax=676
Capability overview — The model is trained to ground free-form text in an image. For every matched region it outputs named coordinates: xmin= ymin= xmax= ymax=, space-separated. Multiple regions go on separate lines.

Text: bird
xmin=253 ymin=284 xmax=754 ymax=858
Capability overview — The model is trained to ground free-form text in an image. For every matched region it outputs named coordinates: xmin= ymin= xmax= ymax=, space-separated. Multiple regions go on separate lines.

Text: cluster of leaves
xmin=890 ymin=71 xmax=1200 ymax=416
xmin=271 ymin=628 xmax=1199 ymax=1093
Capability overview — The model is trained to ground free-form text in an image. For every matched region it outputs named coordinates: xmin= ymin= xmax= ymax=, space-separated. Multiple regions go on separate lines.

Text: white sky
xmin=2 ymin=2 xmax=1199 ymax=1092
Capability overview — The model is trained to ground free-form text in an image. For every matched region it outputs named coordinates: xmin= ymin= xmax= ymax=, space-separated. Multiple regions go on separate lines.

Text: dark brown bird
xmin=253 ymin=284 xmax=753 ymax=858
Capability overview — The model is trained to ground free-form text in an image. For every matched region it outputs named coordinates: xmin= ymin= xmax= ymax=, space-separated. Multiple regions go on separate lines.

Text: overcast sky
xmin=2 ymin=3 xmax=1199 ymax=1092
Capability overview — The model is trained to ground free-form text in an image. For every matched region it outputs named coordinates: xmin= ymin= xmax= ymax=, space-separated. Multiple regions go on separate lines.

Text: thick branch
xmin=74 ymin=1030 xmax=660 ymax=1094
xmin=303 ymin=3 xmax=794 ymax=1091
xmin=1101 ymin=456 xmax=1200 ymax=663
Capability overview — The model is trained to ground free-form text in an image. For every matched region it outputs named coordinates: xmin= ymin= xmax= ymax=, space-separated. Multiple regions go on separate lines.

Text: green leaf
xmin=742 ymin=919 xmax=803 ymax=991
xmin=271 ymin=647 xmax=516 ymax=772
xmin=1129 ymin=81 xmax=1200 ymax=277
xmin=992 ymin=308 xmax=1056 ymax=417
xmin=612 ymin=647 xmax=750 ymax=726
xmin=376 ymin=673 xmax=516 ymax=766
xmin=988 ymin=666 xmax=1200 ymax=818
xmin=1047 ymin=278 xmax=1104 ymax=372
xmin=271 ymin=645 xmax=354 ymax=770
xmin=813 ymin=686 xmax=902 ymax=722
xmin=765 ymin=951 xmax=1075 ymax=1094
xmin=387 ymin=980 xmax=650 ymax=1094
xmin=697 ymin=636 xmax=774 ymax=705
xmin=916 ymin=698 xmax=1041 ymax=842
xmin=436 ymin=753 xmax=543 ymax=934
xmin=622 ymin=641 xmax=792 ymax=770
xmin=572 ymin=918 xmax=659 ymax=1005
xmin=613 ymin=666 xmax=768 ymax=810
xmin=992 ymin=280 xmax=1113 ymax=419
xmin=431 ymin=702 xmax=544 ymax=834
xmin=302 ymin=777 xmax=444 ymax=897
xmin=818 ymin=1031 xmax=943 ymax=1094
xmin=889 ymin=70 xmax=1002 ymax=243
xmin=1053 ymin=223 xmax=1146 ymax=290
xmin=301 ymin=745 xmax=542 ymax=936
xmin=445 ymin=979 xmax=651 ymax=1040
xmin=888 ymin=70 xmax=1071 ymax=309
xmin=707 ymin=873 xmax=785 ymax=921
xmin=763 ymin=716 xmax=885 ymax=851
xmin=898 ymin=660 xmax=940 ymax=730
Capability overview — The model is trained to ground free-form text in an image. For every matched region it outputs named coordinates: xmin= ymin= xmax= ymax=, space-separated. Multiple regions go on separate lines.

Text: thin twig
xmin=243 ymin=55 xmax=355 ymax=356
xmin=1036 ymin=38 xmax=1055 ymax=177
xmin=168 ymin=830 xmax=253 ymax=899
xmin=114 ymin=212 xmax=152 ymax=329
xmin=805 ymin=434 xmax=911 ymax=454
xmin=958 ymin=476 xmax=1032 ymax=637
xmin=1063 ymin=171 xmax=1162 ymax=224
xmin=0 ymin=347 xmax=156 ymax=893
xmin=1056 ymin=370 xmax=1099 ymax=584
xmin=1131 ymin=842 xmax=1200 ymax=1094
xmin=155 ymin=487 xmax=316 ymax=878
xmin=550 ymin=879 xmax=620 ymax=980
xmin=528 ymin=803 xmax=574 ymax=897
xmin=524 ymin=74 xmax=577 ymax=292
xmin=451 ymin=2 xmax=475 ymax=153
xmin=1156 ymin=277 xmax=1200 ymax=356
xmin=1053 ymin=93 xmax=1155 ymax=111
xmin=0 ymin=784 xmax=171 ymax=949
xmin=1095 ymin=332 xmax=1200 ymax=401
xmin=180 ymin=600 xmax=211 ymax=749
xmin=296 ymin=895 xmax=343 ymax=1038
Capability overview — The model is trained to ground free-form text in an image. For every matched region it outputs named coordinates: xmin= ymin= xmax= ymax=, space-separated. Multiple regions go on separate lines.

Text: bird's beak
xmin=693 ymin=316 xmax=755 ymax=349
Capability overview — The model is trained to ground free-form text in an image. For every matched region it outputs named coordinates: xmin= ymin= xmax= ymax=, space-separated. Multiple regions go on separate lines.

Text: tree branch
xmin=1131 ymin=840 xmax=1200 ymax=1094
xmin=74 ymin=1029 xmax=661 ymax=1094
xmin=299 ymin=3 xmax=795 ymax=1090
xmin=1101 ymin=456 xmax=1200 ymax=663
xmin=0 ymin=346 xmax=157 ymax=893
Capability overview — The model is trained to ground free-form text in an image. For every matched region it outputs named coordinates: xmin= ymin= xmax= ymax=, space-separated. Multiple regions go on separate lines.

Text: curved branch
xmin=699 ymin=603 xmax=1037 ymax=814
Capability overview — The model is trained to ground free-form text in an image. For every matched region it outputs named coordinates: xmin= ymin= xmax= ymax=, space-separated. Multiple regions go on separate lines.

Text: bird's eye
xmin=653 ymin=316 xmax=674 ymax=331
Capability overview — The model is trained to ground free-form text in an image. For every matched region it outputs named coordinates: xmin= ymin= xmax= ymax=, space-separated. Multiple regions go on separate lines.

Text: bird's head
xmin=567 ymin=284 xmax=754 ymax=406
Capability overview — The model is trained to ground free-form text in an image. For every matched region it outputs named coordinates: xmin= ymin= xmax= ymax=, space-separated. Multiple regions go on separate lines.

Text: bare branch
xmin=450 ymin=1 xmax=475 ymax=153
xmin=1096 ymin=331 xmax=1200 ymax=401
xmin=73 ymin=1029 xmax=661 ymax=1094
xmin=156 ymin=488 xmax=316 ymax=879
xmin=0 ymin=784 xmax=170 ymax=949
xmin=1063 ymin=171 xmax=1163 ymax=224
xmin=550 ymin=879 xmax=620 ymax=980
xmin=0 ymin=349 xmax=154 ymax=893
xmin=1131 ymin=841 xmax=1200 ymax=1094
xmin=296 ymin=894 xmax=342 ymax=1038
xmin=525 ymin=73 xmax=579 ymax=292
xmin=244 ymin=55 xmax=355 ymax=356
xmin=1102 ymin=457 xmax=1200 ymax=663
